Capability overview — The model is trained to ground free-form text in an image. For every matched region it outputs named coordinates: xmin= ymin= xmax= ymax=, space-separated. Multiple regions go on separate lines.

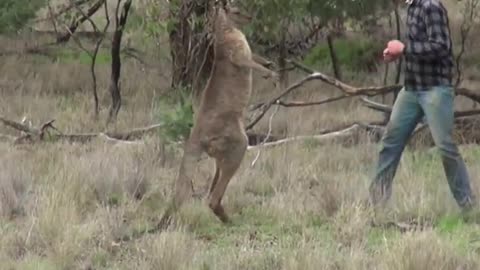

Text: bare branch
xmin=56 ymin=0 xmax=105 ymax=43
xmin=90 ymin=0 xmax=111 ymax=118
xmin=246 ymin=60 xmax=400 ymax=130
xmin=275 ymin=95 xmax=352 ymax=108
xmin=47 ymin=0 xmax=60 ymax=36
xmin=71 ymin=0 xmax=101 ymax=33
xmin=360 ymin=97 xmax=392 ymax=113
xmin=33 ymin=0 xmax=91 ymax=23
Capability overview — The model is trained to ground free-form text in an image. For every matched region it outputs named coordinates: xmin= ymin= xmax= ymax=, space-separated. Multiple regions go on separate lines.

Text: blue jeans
xmin=369 ymin=86 xmax=475 ymax=209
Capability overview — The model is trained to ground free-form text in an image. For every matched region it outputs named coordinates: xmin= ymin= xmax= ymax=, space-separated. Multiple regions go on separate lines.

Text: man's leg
xmin=369 ymin=88 xmax=423 ymax=206
xmin=419 ymin=86 xmax=475 ymax=209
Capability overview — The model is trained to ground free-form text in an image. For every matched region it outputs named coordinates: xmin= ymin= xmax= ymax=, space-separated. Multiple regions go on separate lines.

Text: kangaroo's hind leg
xmin=208 ymin=162 xmax=220 ymax=194
xmin=207 ymin=133 xmax=248 ymax=223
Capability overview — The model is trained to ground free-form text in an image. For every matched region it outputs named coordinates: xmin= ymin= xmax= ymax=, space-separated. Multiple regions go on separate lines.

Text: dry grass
xmin=2 ymin=3 xmax=480 ymax=268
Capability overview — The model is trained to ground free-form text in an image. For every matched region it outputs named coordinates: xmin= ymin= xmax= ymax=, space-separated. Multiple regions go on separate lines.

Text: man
xmin=369 ymin=0 xmax=476 ymax=213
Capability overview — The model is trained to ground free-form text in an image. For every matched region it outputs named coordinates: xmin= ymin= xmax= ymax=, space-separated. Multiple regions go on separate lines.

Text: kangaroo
xmin=159 ymin=1 xmax=278 ymax=226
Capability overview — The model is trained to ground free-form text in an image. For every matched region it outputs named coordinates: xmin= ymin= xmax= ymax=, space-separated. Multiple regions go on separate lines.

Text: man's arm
xmin=404 ymin=3 xmax=451 ymax=60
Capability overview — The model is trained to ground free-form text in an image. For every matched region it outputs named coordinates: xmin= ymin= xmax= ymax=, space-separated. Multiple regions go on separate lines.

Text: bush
xmin=0 ymin=0 xmax=45 ymax=34
xmin=156 ymin=88 xmax=194 ymax=143
xmin=303 ymin=37 xmax=383 ymax=72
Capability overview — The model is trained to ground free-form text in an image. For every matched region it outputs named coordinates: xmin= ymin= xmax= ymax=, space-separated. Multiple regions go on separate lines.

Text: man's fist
xmin=383 ymin=40 xmax=405 ymax=63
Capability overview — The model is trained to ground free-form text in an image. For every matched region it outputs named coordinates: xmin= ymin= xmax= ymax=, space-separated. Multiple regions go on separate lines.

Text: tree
xmin=107 ymin=0 xmax=133 ymax=125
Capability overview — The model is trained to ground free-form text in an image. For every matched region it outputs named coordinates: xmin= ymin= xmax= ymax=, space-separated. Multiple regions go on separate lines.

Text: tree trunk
xmin=107 ymin=0 xmax=132 ymax=125
xmin=278 ymin=23 xmax=289 ymax=91
xmin=327 ymin=33 xmax=342 ymax=81
xmin=168 ymin=0 xmax=212 ymax=91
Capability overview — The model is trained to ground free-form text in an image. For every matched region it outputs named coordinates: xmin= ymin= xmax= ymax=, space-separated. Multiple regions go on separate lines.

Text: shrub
xmin=156 ymin=88 xmax=194 ymax=143
xmin=303 ymin=37 xmax=383 ymax=72
xmin=0 ymin=0 xmax=45 ymax=34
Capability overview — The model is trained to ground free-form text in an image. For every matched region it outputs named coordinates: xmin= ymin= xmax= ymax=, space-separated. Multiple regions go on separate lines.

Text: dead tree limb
xmin=456 ymin=88 xmax=480 ymax=104
xmin=275 ymin=95 xmax=352 ymax=108
xmin=247 ymin=121 xmax=385 ymax=149
xmin=33 ymin=0 xmax=91 ymax=24
xmin=0 ymin=115 xmax=164 ymax=144
xmin=107 ymin=0 xmax=133 ymax=125
xmin=247 ymin=124 xmax=360 ymax=149
xmin=249 ymin=94 xmax=351 ymax=111
xmin=246 ymin=61 xmax=400 ymax=130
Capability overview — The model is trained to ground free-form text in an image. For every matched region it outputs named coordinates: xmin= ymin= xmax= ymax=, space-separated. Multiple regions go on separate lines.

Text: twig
xmin=250 ymin=94 xmax=351 ymax=111
xmin=251 ymin=103 xmax=280 ymax=167
xmin=33 ymin=0 xmax=91 ymax=23
xmin=56 ymin=0 xmax=106 ymax=43
xmin=360 ymin=97 xmax=392 ymax=113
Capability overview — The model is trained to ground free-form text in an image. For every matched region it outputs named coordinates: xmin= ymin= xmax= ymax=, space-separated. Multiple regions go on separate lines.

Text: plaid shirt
xmin=403 ymin=0 xmax=454 ymax=90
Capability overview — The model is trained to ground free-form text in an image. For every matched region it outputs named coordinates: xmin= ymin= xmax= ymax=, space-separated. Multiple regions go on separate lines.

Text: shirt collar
xmin=406 ymin=0 xmax=414 ymax=4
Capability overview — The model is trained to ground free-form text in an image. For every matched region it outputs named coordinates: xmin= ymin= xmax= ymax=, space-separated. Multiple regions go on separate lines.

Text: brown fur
xmin=160 ymin=3 xmax=278 ymax=225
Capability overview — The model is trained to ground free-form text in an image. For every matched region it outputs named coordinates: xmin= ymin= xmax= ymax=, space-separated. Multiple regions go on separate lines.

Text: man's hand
xmin=383 ymin=40 xmax=405 ymax=63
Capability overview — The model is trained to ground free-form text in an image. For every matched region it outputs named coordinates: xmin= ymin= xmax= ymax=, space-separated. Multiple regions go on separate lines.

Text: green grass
xmin=55 ymin=48 xmax=112 ymax=65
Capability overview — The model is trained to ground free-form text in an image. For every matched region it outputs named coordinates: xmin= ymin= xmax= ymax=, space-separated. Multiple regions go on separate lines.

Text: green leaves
xmin=0 ymin=0 xmax=46 ymax=34
xmin=241 ymin=0 xmax=390 ymax=45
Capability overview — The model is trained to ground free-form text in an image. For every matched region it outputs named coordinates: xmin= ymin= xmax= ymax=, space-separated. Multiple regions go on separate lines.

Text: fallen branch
xmin=0 ymin=115 xmax=164 ymax=144
xmin=247 ymin=121 xmax=385 ymax=149
xmin=456 ymin=87 xmax=480 ymax=104
xmin=360 ymin=97 xmax=392 ymax=114
xmin=247 ymin=124 xmax=361 ymax=149
xmin=249 ymin=94 xmax=351 ymax=111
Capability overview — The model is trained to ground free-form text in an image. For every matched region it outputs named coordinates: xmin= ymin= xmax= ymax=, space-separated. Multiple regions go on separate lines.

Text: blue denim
xmin=369 ymin=86 xmax=475 ymax=208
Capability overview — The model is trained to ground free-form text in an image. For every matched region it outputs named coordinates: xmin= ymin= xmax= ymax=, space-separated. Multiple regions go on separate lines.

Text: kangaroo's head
xmin=212 ymin=0 xmax=252 ymax=28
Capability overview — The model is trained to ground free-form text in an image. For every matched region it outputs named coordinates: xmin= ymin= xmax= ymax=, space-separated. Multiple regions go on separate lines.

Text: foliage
xmin=156 ymin=88 xmax=194 ymax=143
xmin=242 ymin=0 xmax=391 ymax=45
xmin=303 ymin=37 xmax=383 ymax=71
xmin=0 ymin=0 xmax=46 ymax=33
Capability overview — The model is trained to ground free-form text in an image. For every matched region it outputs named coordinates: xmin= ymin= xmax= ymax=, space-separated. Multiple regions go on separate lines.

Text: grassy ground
xmin=1 ymin=49 xmax=480 ymax=269
xmin=2 ymin=1 xmax=480 ymax=268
